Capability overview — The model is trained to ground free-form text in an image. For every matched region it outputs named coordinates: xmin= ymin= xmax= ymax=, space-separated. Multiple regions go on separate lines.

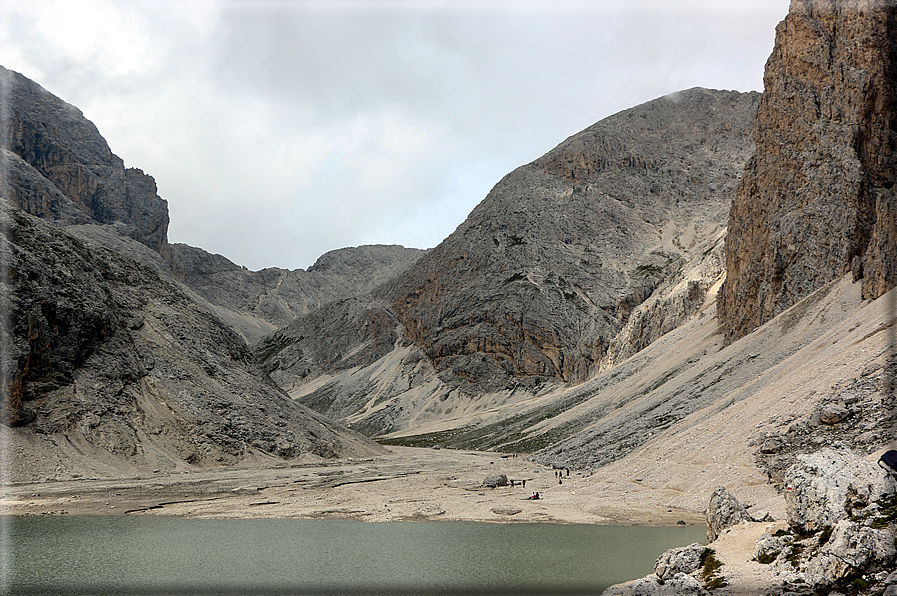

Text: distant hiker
xmin=558 ymin=478 xmax=562 ymax=485
xmin=566 ymin=469 xmax=570 ymax=477
xmin=522 ymin=479 xmax=526 ymax=488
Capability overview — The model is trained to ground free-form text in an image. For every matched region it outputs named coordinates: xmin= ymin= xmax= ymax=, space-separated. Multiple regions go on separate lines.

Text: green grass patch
xmin=700 ymin=549 xmax=727 ymax=589
xmin=756 ymin=551 xmax=779 ymax=565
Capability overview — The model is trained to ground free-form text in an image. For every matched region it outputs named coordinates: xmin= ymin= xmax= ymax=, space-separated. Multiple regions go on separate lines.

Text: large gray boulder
xmin=705 ymin=487 xmax=751 ymax=542
xmin=784 ymin=448 xmax=896 ymax=533
xmin=654 ymin=543 xmax=708 ymax=583
xmin=482 ymin=474 xmax=509 ymax=488
xmin=602 ymin=572 xmax=708 ymax=596
xmin=804 ymin=520 xmax=896 ymax=589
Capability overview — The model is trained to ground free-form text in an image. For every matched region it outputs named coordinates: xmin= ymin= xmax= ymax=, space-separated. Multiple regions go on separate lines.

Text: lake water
xmin=2 ymin=516 xmax=706 ymax=595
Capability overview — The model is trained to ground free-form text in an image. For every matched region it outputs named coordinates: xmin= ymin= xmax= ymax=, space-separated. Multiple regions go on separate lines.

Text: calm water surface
xmin=2 ymin=516 xmax=705 ymax=595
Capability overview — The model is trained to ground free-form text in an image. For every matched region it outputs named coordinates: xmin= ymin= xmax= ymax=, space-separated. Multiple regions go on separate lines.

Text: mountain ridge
xmin=259 ymin=87 xmax=760 ymax=436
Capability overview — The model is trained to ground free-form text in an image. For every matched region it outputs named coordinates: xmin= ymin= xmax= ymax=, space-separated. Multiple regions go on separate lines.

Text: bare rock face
xmin=259 ymin=88 xmax=758 ymax=434
xmin=602 ymin=572 xmax=708 ymax=596
xmin=0 ymin=65 xmax=169 ymax=253
xmin=784 ymin=448 xmax=896 ymax=534
xmin=1 ymin=205 xmax=384 ymax=478
xmin=705 ymin=486 xmax=751 ymax=542
xmin=719 ymin=0 xmax=897 ymax=342
xmin=654 ymin=543 xmax=709 ymax=583
xmin=804 ymin=519 xmax=896 ymax=590
xmin=167 ymin=242 xmax=424 ymax=340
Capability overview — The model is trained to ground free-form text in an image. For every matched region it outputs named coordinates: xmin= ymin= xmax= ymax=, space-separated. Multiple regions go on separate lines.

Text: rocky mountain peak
xmin=1 ymin=65 xmax=170 ymax=253
xmin=719 ymin=0 xmax=897 ymax=342
xmin=379 ymin=88 xmax=758 ymax=391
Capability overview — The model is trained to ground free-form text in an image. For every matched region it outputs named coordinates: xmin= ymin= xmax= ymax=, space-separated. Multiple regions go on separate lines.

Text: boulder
xmin=602 ymin=572 xmax=708 ymax=596
xmin=819 ymin=403 xmax=849 ymax=425
xmin=804 ymin=520 xmax=896 ymax=590
xmin=760 ymin=437 xmax=783 ymax=454
xmin=705 ymin=487 xmax=750 ymax=542
xmin=754 ymin=533 xmax=791 ymax=562
xmin=784 ymin=449 xmax=896 ymax=533
xmin=654 ymin=543 xmax=708 ymax=583
xmin=482 ymin=474 xmax=508 ymax=488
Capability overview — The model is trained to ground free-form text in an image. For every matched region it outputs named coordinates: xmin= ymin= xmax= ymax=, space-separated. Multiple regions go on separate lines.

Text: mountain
xmin=362 ymin=0 xmax=897 ymax=479
xmin=166 ymin=242 xmax=425 ymax=342
xmin=258 ymin=0 xmax=896 ymax=486
xmin=1 ymin=66 xmax=168 ymax=252
xmin=1 ymin=65 xmax=396 ymax=479
xmin=1 ymin=205 xmax=384 ymax=480
xmin=718 ymin=0 xmax=897 ymax=342
xmin=0 ymin=65 xmax=424 ymax=346
xmin=259 ymin=87 xmax=760 ymax=435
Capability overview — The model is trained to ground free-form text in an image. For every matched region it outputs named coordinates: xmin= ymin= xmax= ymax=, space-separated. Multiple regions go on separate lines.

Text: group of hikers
xmin=517 ymin=465 xmax=573 ymax=500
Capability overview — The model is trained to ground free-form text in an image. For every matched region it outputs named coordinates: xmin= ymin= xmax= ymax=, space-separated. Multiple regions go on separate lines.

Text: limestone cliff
xmin=0 ymin=65 xmax=169 ymax=252
xmin=719 ymin=0 xmax=897 ymax=342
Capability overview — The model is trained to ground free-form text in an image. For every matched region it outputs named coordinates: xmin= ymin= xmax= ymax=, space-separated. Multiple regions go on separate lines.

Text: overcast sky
xmin=2 ymin=0 xmax=789 ymax=271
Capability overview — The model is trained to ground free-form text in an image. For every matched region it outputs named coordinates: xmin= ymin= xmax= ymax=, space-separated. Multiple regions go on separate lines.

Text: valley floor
xmin=2 ymin=446 xmax=708 ymax=525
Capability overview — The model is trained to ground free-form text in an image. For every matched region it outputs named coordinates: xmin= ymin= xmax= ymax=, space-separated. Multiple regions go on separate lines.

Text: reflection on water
xmin=4 ymin=515 xmax=705 ymax=596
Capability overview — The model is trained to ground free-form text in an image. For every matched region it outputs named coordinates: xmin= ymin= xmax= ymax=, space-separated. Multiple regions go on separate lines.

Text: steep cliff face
xmin=719 ymin=0 xmax=897 ymax=342
xmin=1 ymin=204 xmax=383 ymax=476
xmin=0 ymin=65 xmax=170 ymax=252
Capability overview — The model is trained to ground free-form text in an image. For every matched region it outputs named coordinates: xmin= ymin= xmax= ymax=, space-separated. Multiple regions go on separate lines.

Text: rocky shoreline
xmin=605 ymin=448 xmax=897 ymax=596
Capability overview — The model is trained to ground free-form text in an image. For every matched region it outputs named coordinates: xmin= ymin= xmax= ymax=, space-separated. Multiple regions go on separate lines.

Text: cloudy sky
xmin=2 ymin=0 xmax=788 ymax=271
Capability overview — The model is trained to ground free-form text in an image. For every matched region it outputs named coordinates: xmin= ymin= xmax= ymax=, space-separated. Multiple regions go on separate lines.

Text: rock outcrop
xmin=719 ymin=0 xmax=897 ymax=342
xmin=804 ymin=519 xmax=896 ymax=590
xmin=653 ymin=543 xmax=710 ymax=583
xmin=783 ymin=448 xmax=896 ymax=533
xmin=1 ymin=65 xmax=169 ymax=253
xmin=602 ymin=572 xmax=708 ymax=596
xmin=750 ymin=448 xmax=897 ymax=595
xmin=603 ymin=542 xmax=712 ymax=595
xmin=706 ymin=487 xmax=752 ymax=542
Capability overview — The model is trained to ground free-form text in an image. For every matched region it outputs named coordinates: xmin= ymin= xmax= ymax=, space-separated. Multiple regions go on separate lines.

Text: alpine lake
xmin=3 ymin=515 xmax=706 ymax=595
